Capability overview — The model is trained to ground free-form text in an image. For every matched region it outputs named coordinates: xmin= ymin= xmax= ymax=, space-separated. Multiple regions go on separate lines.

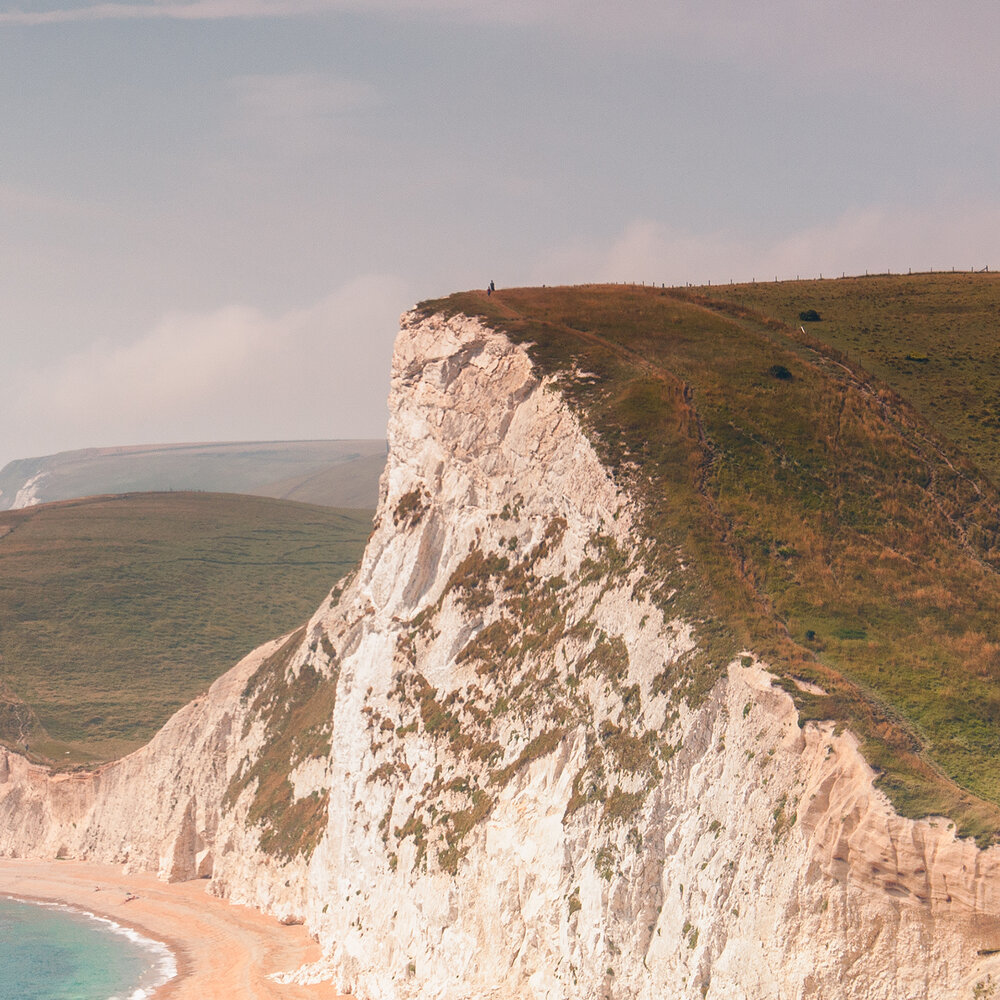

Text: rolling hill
xmin=0 ymin=439 xmax=386 ymax=511
xmin=0 ymin=492 xmax=372 ymax=764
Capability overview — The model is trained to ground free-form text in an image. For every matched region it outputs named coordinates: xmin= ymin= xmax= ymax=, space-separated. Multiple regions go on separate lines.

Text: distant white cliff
xmin=11 ymin=471 xmax=46 ymax=508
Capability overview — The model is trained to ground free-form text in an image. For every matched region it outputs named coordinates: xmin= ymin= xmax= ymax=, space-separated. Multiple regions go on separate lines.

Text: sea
xmin=0 ymin=896 xmax=176 ymax=1000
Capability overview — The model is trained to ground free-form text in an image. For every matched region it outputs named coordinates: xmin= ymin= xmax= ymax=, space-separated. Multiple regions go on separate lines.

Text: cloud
xmin=537 ymin=202 xmax=1000 ymax=288
xmin=228 ymin=73 xmax=379 ymax=122
xmin=4 ymin=0 xmax=996 ymax=102
xmin=0 ymin=182 xmax=100 ymax=220
xmin=0 ymin=0 xmax=315 ymax=23
xmin=224 ymin=72 xmax=380 ymax=151
xmin=3 ymin=0 xmax=996 ymax=115
xmin=755 ymin=205 xmax=1000 ymax=281
xmin=7 ymin=274 xmax=412 ymax=456
xmin=0 ymin=0 xmax=478 ymax=24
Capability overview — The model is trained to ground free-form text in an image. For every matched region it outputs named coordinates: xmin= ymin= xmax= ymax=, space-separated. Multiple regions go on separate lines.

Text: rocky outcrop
xmin=2 ymin=309 xmax=1000 ymax=998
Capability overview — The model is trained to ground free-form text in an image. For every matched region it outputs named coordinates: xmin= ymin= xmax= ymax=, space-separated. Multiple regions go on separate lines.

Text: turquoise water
xmin=0 ymin=896 xmax=175 ymax=1000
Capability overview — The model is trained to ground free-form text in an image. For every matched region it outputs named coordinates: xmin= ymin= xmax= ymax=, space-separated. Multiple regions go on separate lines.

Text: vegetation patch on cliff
xmin=226 ymin=627 xmax=339 ymax=861
xmin=375 ymin=509 xmax=685 ymax=874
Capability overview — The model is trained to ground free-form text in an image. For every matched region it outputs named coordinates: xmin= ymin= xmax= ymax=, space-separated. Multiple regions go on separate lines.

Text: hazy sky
xmin=2 ymin=1 xmax=998 ymax=467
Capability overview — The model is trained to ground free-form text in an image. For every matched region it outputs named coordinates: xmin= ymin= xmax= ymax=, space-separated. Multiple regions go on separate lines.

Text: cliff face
xmin=3 ymin=310 xmax=1000 ymax=999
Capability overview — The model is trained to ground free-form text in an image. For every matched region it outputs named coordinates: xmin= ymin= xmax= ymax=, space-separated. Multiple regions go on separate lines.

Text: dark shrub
xmin=798 ymin=309 xmax=821 ymax=322
xmin=769 ymin=364 xmax=793 ymax=381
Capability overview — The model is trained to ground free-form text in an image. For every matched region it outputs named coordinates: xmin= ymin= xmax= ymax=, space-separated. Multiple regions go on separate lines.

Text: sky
xmin=1 ymin=0 xmax=998 ymax=468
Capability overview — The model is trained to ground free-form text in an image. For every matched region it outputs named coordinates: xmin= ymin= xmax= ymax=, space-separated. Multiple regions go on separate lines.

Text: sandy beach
xmin=0 ymin=859 xmax=346 ymax=999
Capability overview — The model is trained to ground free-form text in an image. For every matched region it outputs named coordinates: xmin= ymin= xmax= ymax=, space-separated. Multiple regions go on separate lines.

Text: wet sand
xmin=0 ymin=859 xmax=346 ymax=999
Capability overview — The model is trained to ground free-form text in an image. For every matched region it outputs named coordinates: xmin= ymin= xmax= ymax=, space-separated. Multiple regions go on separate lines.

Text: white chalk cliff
xmin=2 ymin=310 xmax=1000 ymax=999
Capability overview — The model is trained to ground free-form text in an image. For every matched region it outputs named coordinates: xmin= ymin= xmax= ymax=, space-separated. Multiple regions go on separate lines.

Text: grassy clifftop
xmin=693 ymin=272 xmax=1000 ymax=486
xmin=420 ymin=275 xmax=1000 ymax=844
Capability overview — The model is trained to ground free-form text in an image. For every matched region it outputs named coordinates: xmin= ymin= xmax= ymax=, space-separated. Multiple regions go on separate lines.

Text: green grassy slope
xmin=688 ymin=272 xmax=1000 ymax=486
xmin=0 ymin=492 xmax=371 ymax=764
xmin=421 ymin=277 xmax=1000 ymax=844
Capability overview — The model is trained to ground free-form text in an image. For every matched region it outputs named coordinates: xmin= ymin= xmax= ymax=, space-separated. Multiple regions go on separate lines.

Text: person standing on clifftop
xmin=487 ymin=279 xmax=495 ymax=295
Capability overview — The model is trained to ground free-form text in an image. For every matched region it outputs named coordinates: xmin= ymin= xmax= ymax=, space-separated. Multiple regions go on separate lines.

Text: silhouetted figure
xmin=487 ymin=279 xmax=495 ymax=295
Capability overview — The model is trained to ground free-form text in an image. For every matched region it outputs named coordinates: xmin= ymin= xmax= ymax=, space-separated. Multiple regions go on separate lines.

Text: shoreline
xmin=1 ymin=890 xmax=178 ymax=997
xmin=0 ymin=859 xmax=345 ymax=1000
